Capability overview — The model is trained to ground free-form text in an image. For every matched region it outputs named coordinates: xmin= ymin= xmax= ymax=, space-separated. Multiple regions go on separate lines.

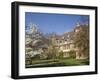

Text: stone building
xmin=51 ymin=32 xmax=75 ymax=58
xmin=51 ymin=23 xmax=89 ymax=59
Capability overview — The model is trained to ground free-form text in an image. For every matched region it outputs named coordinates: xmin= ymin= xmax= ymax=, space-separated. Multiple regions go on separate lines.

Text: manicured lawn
xmin=26 ymin=58 xmax=89 ymax=68
xmin=59 ymin=58 xmax=89 ymax=66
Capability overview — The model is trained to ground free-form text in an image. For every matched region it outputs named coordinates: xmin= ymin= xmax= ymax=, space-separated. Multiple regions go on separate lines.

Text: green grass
xmin=59 ymin=58 xmax=89 ymax=66
xmin=26 ymin=58 xmax=89 ymax=68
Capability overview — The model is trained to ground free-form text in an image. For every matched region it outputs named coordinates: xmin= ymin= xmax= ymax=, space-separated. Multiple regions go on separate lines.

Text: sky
xmin=25 ymin=12 xmax=89 ymax=35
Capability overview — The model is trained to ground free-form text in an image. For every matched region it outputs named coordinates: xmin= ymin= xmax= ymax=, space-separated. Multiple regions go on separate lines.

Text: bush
xmin=31 ymin=54 xmax=41 ymax=60
xmin=58 ymin=51 xmax=64 ymax=59
xmin=68 ymin=50 xmax=76 ymax=58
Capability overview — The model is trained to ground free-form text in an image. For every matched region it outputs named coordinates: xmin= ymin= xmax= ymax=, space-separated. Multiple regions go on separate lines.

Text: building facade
xmin=51 ymin=24 xmax=89 ymax=59
xmin=51 ymin=31 xmax=75 ymax=58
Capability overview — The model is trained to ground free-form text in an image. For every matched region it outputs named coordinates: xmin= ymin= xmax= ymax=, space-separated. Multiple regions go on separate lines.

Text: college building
xmin=51 ymin=23 xmax=88 ymax=59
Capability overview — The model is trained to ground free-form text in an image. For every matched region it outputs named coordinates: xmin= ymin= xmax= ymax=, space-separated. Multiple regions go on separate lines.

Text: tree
xmin=46 ymin=45 xmax=59 ymax=59
xmin=74 ymin=25 xmax=89 ymax=59
xmin=45 ymin=35 xmax=59 ymax=59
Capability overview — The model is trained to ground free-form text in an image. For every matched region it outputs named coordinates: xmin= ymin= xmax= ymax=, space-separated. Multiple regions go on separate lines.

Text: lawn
xmin=26 ymin=58 xmax=89 ymax=68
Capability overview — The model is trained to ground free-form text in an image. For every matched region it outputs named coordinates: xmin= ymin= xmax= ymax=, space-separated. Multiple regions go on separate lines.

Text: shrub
xmin=58 ymin=51 xmax=64 ymax=59
xmin=31 ymin=54 xmax=41 ymax=60
xmin=68 ymin=50 xmax=76 ymax=58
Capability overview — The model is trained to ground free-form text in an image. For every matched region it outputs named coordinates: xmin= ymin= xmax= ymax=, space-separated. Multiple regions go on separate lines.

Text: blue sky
xmin=25 ymin=12 xmax=89 ymax=35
